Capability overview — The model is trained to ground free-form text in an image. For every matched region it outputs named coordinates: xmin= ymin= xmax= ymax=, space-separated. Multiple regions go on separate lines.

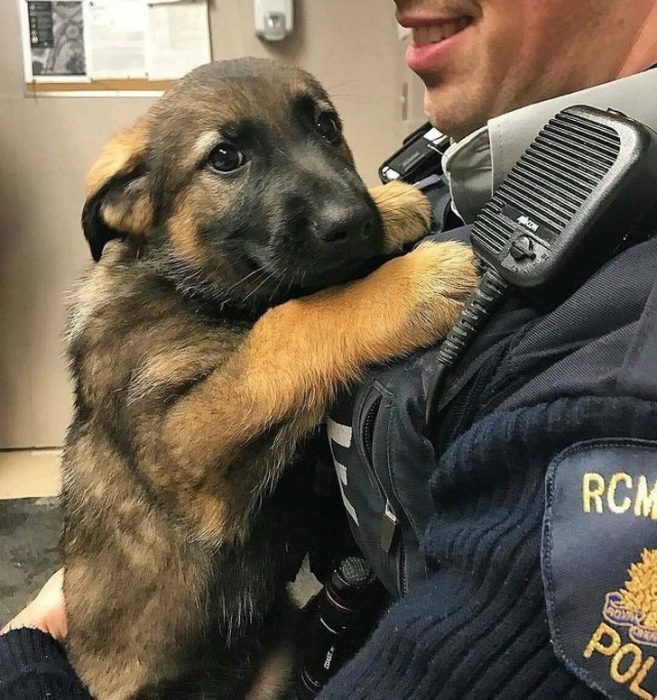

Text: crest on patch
xmin=603 ymin=548 xmax=657 ymax=648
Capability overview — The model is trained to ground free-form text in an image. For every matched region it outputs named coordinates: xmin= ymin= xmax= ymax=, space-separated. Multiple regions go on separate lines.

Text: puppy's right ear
xmin=82 ymin=122 xmax=153 ymax=262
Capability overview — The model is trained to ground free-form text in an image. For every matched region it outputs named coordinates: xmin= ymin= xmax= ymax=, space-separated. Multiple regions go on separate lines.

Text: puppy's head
xmin=83 ymin=58 xmax=385 ymax=310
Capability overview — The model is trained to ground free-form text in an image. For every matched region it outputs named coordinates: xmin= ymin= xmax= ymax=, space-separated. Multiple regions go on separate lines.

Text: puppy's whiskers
xmin=268 ymin=264 xmax=290 ymax=304
xmin=222 ymin=265 xmax=268 ymax=296
xmin=242 ymin=262 xmax=278 ymax=304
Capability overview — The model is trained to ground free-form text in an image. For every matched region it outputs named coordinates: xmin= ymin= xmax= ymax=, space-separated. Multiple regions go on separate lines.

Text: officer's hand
xmin=1 ymin=568 xmax=68 ymax=641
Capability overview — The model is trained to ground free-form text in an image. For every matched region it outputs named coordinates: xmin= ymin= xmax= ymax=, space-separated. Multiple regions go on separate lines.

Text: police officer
xmin=316 ymin=2 xmax=657 ymax=699
xmin=2 ymin=2 xmax=657 ymax=700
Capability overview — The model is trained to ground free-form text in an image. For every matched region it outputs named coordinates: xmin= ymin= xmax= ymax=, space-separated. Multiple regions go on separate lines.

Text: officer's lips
xmin=399 ymin=15 xmax=474 ymax=74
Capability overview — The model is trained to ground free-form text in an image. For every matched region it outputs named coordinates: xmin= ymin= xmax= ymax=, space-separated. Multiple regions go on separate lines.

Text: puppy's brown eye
xmin=207 ymin=143 xmax=247 ymax=173
xmin=316 ymin=112 xmax=342 ymax=144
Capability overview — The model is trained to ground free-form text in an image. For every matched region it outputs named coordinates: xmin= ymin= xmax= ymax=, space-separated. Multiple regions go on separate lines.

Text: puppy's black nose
xmin=314 ymin=202 xmax=372 ymax=243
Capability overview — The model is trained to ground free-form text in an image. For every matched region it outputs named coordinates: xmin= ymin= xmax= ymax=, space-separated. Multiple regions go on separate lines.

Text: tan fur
xmin=84 ymin=121 xmax=153 ymax=240
xmin=167 ymin=191 xmax=206 ymax=263
xmin=369 ymin=181 xmax=433 ymax=253
xmin=188 ymin=130 xmax=223 ymax=166
xmin=101 ymin=189 xmax=153 ymax=235
xmin=86 ymin=121 xmax=148 ymax=197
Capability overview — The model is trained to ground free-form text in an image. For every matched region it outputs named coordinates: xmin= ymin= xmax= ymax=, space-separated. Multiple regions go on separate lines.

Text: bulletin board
xmin=18 ymin=0 xmax=212 ymax=95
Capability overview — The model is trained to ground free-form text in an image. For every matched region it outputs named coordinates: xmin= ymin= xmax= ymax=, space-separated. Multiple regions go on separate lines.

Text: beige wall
xmin=0 ymin=0 xmax=410 ymax=448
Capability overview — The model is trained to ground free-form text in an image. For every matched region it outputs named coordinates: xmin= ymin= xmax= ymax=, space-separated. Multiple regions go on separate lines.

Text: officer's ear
xmin=82 ymin=121 xmax=153 ymax=261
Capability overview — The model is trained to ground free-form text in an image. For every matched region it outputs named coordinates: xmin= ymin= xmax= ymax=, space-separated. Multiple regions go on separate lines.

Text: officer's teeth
xmin=413 ymin=18 xmax=470 ymax=46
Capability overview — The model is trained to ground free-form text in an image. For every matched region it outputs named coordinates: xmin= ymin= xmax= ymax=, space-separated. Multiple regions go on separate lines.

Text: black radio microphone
xmin=425 ymin=105 xmax=657 ymax=428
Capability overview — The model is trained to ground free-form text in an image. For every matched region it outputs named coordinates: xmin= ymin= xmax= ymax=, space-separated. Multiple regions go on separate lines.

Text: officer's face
xmin=394 ymin=0 xmax=657 ymax=140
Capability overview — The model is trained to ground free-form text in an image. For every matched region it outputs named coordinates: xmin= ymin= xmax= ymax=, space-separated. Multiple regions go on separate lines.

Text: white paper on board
xmin=87 ymin=0 xmax=148 ymax=79
xmin=146 ymin=0 xmax=211 ymax=81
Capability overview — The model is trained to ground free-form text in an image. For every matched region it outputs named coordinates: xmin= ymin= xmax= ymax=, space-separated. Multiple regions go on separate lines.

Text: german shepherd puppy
xmin=62 ymin=58 xmax=476 ymax=699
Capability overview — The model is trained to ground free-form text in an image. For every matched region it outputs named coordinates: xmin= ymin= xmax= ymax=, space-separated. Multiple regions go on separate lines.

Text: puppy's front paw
xmin=409 ymin=239 xmax=478 ymax=300
xmin=369 ymin=182 xmax=432 ymax=253
xmin=403 ymin=240 xmax=479 ymax=345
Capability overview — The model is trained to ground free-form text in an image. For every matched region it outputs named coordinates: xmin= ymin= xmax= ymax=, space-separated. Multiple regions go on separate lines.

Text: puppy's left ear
xmin=82 ymin=121 xmax=153 ymax=261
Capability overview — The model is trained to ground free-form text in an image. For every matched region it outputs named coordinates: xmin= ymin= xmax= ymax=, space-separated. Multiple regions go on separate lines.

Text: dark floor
xmin=0 ymin=497 xmax=61 ymax=622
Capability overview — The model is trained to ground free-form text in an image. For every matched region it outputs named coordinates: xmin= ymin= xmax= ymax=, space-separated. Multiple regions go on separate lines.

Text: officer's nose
xmin=314 ymin=201 xmax=373 ymax=243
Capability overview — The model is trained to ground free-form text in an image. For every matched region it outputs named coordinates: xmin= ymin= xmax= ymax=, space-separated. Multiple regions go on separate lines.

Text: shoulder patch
xmin=542 ymin=439 xmax=657 ymax=700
